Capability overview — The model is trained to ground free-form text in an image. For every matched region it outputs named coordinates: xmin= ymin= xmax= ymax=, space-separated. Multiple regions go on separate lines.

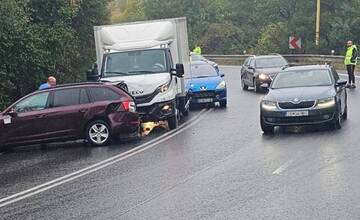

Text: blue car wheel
xmin=220 ymin=99 xmax=227 ymax=108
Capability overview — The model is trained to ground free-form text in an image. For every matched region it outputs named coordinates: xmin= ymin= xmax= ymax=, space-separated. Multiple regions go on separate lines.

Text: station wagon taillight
xmin=121 ymin=101 xmax=136 ymax=112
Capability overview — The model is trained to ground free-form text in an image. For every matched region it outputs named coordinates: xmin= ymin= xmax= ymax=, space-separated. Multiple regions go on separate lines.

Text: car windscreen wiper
xmin=128 ymin=70 xmax=158 ymax=74
xmin=104 ymin=71 xmax=129 ymax=76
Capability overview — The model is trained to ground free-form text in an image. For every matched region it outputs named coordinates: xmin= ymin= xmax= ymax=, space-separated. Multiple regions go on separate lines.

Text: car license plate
xmin=285 ymin=111 xmax=309 ymax=117
xmin=197 ymin=98 xmax=213 ymax=103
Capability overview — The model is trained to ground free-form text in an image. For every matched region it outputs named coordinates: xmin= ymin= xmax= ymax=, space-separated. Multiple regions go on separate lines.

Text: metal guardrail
xmin=203 ymin=54 xmax=345 ymax=66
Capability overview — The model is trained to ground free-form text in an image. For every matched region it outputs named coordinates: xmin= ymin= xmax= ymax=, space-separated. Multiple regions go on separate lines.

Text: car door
xmin=1 ymin=92 xmax=51 ymax=145
xmin=44 ymin=87 xmax=92 ymax=139
xmin=247 ymin=58 xmax=256 ymax=85
xmin=241 ymin=57 xmax=250 ymax=81
xmin=331 ymin=68 xmax=346 ymax=113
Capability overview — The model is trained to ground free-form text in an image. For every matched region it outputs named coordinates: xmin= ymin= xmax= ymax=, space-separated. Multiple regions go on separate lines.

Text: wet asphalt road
xmin=1 ymin=66 xmax=360 ymax=219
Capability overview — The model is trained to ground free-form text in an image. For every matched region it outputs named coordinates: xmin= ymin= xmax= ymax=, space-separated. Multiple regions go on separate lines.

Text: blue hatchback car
xmin=188 ymin=61 xmax=227 ymax=107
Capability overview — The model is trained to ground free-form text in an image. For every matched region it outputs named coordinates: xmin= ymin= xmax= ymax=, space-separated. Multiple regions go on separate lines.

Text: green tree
xmin=253 ymin=22 xmax=289 ymax=54
xmin=0 ymin=0 xmax=109 ymax=110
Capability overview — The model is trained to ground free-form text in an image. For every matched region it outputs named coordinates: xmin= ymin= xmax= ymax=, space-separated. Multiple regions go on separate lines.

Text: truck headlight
xmin=216 ymin=81 xmax=226 ymax=90
xmin=262 ymin=100 xmax=277 ymax=111
xmin=158 ymin=83 xmax=169 ymax=93
xmin=317 ymin=97 xmax=335 ymax=109
xmin=258 ymin=73 xmax=268 ymax=81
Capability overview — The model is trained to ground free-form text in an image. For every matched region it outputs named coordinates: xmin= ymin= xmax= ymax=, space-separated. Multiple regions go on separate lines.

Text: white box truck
xmin=88 ymin=17 xmax=191 ymax=129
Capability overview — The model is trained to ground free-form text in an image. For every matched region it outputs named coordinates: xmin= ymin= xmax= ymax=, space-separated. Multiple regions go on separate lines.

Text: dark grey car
xmin=260 ymin=65 xmax=348 ymax=134
xmin=241 ymin=54 xmax=288 ymax=93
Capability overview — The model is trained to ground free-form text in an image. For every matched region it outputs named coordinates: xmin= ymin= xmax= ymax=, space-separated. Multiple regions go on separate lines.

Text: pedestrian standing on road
xmin=39 ymin=76 xmax=57 ymax=90
xmin=193 ymin=46 xmax=202 ymax=55
xmin=344 ymin=40 xmax=358 ymax=88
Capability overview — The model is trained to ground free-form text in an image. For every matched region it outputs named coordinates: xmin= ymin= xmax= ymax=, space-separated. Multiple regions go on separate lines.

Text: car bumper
xmin=137 ymin=100 xmax=176 ymax=122
xmin=190 ymin=89 xmax=227 ymax=104
xmin=109 ymin=112 xmax=140 ymax=138
xmin=261 ymin=107 xmax=336 ymax=126
xmin=256 ymin=77 xmax=272 ymax=87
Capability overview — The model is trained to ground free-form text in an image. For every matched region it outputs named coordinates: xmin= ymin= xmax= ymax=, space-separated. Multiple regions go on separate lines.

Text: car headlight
xmin=258 ymin=73 xmax=268 ymax=81
xmin=317 ymin=97 xmax=335 ymax=109
xmin=262 ymin=100 xmax=277 ymax=111
xmin=216 ymin=81 xmax=226 ymax=90
xmin=158 ymin=83 xmax=169 ymax=93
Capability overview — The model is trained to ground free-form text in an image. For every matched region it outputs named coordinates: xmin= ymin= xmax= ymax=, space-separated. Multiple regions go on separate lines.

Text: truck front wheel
xmin=168 ymin=108 xmax=179 ymax=130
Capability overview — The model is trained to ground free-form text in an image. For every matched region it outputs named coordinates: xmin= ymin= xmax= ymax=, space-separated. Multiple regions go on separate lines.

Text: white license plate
xmin=197 ymin=98 xmax=213 ymax=103
xmin=285 ymin=111 xmax=309 ymax=117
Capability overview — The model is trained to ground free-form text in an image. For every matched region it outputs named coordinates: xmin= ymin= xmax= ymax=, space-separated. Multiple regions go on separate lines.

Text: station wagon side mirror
xmin=171 ymin=63 xmax=184 ymax=77
xmin=336 ymin=79 xmax=347 ymax=87
xmin=7 ymin=108 xmax=17 ymax=117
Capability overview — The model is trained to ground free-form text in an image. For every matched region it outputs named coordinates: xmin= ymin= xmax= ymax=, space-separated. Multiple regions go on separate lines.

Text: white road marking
xmin=272 ymin=159 xmax=295 ymax=175
xmin=0 ymin=108 xmax=212 ymax=208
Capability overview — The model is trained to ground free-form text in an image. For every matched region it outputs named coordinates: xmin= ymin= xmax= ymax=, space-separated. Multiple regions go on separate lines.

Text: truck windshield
xmin=103 ymin=49 xmax=168 ymax=77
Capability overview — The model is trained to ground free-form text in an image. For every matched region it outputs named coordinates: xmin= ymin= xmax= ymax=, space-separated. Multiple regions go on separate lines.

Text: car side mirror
xmin=336 ymin=79 xmax=347 ymax=87
xmin=171 ymin=63 xmax=185 ymax=77
xmin=220 ymin=73 xmax=225 ymax=77
xmin=248 ymin=66 xmax=255 ymax=71
xmin=7 ymin=108 xmax=17 ymax=117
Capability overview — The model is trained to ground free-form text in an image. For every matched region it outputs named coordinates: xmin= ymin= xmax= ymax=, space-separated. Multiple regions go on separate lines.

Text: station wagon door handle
xmin=36 ymin=114 xmax=46 ymax=119
xmin=79 ymin=109 xmax=88 ymax=113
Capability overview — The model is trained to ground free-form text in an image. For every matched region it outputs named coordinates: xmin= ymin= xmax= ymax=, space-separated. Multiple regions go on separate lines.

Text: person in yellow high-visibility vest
xmin=344 ymin=40 xmax=358 ymax=88
xmin=193 ymin=46 xmax=202 ymax=55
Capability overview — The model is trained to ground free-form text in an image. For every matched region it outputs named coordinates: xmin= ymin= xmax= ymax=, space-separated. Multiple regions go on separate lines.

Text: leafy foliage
xmin=0 ymin=0 xmax=109 ymax=110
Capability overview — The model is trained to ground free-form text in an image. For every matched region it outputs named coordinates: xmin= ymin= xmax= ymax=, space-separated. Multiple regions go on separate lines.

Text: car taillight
xmin=121 ymin=101 xmax=136 ymax=112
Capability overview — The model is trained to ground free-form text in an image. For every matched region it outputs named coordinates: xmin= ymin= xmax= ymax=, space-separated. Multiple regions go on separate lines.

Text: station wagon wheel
xmin=86 ymin=120 xmax=111 ymax=146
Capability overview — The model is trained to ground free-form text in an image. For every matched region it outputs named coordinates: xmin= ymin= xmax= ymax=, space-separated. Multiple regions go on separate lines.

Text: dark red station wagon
xmin=0 ymin=82 xmax=140 ymax=147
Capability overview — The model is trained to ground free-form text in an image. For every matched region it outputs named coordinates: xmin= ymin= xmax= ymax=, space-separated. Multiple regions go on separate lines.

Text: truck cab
xmin=88 ymin=18 xmax=191 ymax=129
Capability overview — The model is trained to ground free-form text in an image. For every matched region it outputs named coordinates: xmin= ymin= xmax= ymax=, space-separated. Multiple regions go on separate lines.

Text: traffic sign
xmin=289 ymin=36 xmax=301 ymax=49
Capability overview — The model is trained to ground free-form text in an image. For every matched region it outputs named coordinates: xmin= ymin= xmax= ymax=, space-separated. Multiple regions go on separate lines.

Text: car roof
xmin=191 ymin=60 xmax=211 ymax=66
xmin=253 ymin=55 xmax=284 ymax=59
xmin=282 ymin=65 xmax=331 ymax=72
xmin=40 ymin=82 xmax=105 ymax=91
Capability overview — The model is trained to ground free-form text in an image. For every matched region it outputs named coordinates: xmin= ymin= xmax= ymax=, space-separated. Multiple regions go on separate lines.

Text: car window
xmin=90 ymin=87 xmax=121 ymax=102
xmin=191 ymin=64 xmax=218 ymax=78
xmin=243 ymin=58 xmax=250 ymax=66
xmin=272 ymin=69 xmax=333 ymax=89
xmin=53 ymin=88 xmax=80 ymax=107
xmin=80 ymin=88 xmax=90 ymax=104
xmin=249 ymin=58 xmax=255 ymax=68
xmin=255 ymin=57 xmax=288 ymax=68
xmin=331 ymin=67 xmax=340 ymax=81
xmin=104 ymin=49 xmax=168 ymax=76
xmin=14 ymin=92 xmax=50 ymax=113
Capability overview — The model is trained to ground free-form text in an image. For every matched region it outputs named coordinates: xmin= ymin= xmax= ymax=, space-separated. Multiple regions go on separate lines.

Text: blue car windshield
xmin=191 ymin=65 xmax=218 ymax=78
xmin=272 ymin=69 xmax=333 ymax=89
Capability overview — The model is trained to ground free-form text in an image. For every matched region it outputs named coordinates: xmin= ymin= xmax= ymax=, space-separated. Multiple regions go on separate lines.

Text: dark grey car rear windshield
xmin=272 ymin=69 xmax=333 ymax=89
xmin=256 ymin=57 xmax=287 ymax=68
